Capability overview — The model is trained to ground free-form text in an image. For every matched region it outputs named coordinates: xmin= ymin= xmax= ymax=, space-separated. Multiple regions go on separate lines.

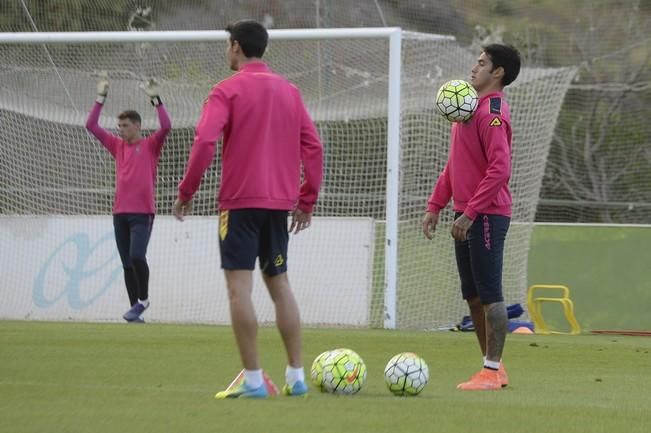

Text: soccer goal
xmin=0 ymin=29 xmax=576 ymax=328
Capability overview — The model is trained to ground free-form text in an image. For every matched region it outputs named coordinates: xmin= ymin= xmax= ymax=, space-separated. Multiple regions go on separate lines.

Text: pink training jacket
xmin=427 ymin=91 xmax=512 ymax=220
xmin=178 ymin=61 xmax=324 ymax=213
xmin=86 ymin=102 xmax=171 ymax=214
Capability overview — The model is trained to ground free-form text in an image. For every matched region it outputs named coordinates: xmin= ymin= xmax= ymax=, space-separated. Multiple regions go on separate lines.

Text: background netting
xmin=0 ymin=32 xmax=574 ymax=328
xmin=9 ymin=0 xmax=642 ymax=327
xmin=2 ymin=1 xmax=648 ymax=222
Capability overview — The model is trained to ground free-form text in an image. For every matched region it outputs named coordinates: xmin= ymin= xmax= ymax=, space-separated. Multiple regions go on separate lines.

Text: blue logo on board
xmin=33 ymin=231 xmax=121 ymax=309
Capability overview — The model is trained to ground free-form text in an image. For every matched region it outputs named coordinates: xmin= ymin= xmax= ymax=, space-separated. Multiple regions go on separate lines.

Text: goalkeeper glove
xmin=140 ymin=78 xmax=162 ymax=106
xmin=96 ymin=74 xmax=109 ymax=104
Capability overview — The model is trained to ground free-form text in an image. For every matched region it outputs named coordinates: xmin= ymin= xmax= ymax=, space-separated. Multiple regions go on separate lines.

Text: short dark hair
xmin=117 ymin=110 xmax=141 ymax=124
xmin=482 ymin=44 xmax=521 ymax=87
xmin=225 ymin=20 xmax=268 ymax=58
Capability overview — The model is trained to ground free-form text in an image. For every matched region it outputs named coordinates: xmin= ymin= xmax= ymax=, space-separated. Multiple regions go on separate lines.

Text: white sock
xmin=484 ymin=359 xmax=500 ymax=370
xmin=483 ymin=356 xmax=503 ymax=367
xmin=138 ymin=299 xmax=149 ymax=308
xmin=244 ymin=369 xmax=264 ymax=389
xmin=285 ymin=366 xmax=305 ymax=386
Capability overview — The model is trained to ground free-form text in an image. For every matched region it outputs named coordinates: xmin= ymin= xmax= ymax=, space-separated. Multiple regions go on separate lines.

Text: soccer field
xmin=528 ymin=224 xmax=651 ymax=331
xmin=1 ymin=321 xmax=649 ymax=433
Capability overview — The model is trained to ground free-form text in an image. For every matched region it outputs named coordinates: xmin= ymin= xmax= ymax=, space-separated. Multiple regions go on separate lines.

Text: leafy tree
xmin=0 ymin=0 xmax=129 ymax=32
xmin=541 ymin=1 xmax=651 ymax=222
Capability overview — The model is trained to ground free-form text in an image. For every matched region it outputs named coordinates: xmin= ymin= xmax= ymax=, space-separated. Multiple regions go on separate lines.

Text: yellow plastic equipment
xmin=527 ymin=284 xmax=581 ymax=335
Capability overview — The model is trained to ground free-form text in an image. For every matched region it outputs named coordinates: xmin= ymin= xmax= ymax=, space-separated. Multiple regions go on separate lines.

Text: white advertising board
xmin=0 ymin=216 xmax=373 ymax=326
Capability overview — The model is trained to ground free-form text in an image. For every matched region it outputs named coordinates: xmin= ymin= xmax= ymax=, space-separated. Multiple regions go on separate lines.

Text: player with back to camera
xmin=174 ymin=20 xmax=324 ymax=398
xmin=86 ymin=74 xmax=171 ymax=323
xmin=423 ymin=44 xmax=521 ymax=390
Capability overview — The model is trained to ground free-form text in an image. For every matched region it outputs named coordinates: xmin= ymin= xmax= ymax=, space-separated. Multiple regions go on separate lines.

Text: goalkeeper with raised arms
xmin=86 ymin=75 xmax=171 ymax=323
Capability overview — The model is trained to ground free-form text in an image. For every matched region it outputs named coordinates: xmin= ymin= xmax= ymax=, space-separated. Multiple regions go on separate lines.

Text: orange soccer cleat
xmin=457 ymin=368 xmax=502 ymax=391
xmin=498 ymin=363 xmax=509 ymax=388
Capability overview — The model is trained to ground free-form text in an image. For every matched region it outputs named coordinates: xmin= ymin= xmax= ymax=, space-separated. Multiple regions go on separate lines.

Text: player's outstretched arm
xmin=176 ymin=87 xmax=228 ymax=219
xmin=86 ymin=73 xmax=118 ymax=156
xmin=140 ymin=79 xmax=171 ymax=150
xmin=423 ymin=161 xmax=452 ymax=239
xmin=140 ymin=78 xmax=160 ymax=104
xmin=95 ymin=72 xmax=109 ymax=104
xmin=297 ymin=99 xmax=324 ymax=215
xmin=464 ymin=118 xmax=511 ymax=221
xmin=427 ymin=162 xmax=452 ymax=214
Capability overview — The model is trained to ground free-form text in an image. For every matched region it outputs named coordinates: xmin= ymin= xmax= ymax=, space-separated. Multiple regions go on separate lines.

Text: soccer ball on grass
xmin=311 ymin=348 xmax=367 ymax=395
xmin=384 ymin=352 xmax=429 ymax=396
xmin=310 ymin=350 xmax=332 ymax=391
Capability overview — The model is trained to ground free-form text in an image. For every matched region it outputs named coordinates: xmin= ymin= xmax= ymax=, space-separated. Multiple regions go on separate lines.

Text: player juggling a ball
xmin=423 ymin=44 xmax=521 ymax=390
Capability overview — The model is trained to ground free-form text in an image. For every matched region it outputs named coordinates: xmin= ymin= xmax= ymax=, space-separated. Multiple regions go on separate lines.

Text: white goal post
xmin=0 ymin=28 xmax=404 ymax=327
xmin=0 ymin=28 xmax=575 ymax=329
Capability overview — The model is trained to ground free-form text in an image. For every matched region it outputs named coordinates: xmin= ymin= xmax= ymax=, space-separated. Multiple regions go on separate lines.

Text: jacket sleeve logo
xmin=489 ymin=117 xmax=502 ymax=127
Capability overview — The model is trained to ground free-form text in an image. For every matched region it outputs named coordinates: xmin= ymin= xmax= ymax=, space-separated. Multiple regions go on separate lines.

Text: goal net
xmin=0 ymin=29 xmax=576 ymax=328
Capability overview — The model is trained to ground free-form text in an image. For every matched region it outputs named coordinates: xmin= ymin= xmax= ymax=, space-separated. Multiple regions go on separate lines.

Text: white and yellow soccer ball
xmin=315 ymin=348 xmax=367 ymax=395
xmin=310 ymin=350 xmax=332 ymax=391
xmin=384 ymin=352 xmax=429 ymax=396
xmin=435 ymin=79 xmax=479 ymax=122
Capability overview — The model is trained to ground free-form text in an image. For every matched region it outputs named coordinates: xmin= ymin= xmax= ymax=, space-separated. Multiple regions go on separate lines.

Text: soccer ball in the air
xmin=316 ymin=348 xmax=367 ymax=395
xmin=384 ymin=352 xmax=429 ymax=396
xmin=436 ymin=79 xmax=479 ymax=122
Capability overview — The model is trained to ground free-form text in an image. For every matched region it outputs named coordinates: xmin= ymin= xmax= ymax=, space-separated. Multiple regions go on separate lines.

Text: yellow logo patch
xmin=490 ymin=117 xmax=502 ymax=127
xmin=219 ymin=210 xmax=229 ymax=241
xmin=274 ymin=254 xmax=285 ymax=267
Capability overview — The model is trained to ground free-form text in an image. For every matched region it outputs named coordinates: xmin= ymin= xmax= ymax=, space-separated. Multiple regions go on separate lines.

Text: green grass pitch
xmin=528 ymin=224 xmax=651 ymax=331
xmin=1 ymin=321 xmax=650 ymax=433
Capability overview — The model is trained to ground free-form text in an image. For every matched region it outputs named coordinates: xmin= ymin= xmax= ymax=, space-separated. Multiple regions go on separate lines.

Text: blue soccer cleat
xmin=215 ymin=381 xmax=269 ymax=399
xmin=123 ymin=302 xmax=148 ymax=322
xmin=281 ymin=380 xmax=308 ymax=397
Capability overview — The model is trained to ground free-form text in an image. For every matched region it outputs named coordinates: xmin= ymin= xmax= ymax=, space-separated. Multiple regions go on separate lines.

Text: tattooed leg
xmin=485 ymin=301 xmax=507 ymax=362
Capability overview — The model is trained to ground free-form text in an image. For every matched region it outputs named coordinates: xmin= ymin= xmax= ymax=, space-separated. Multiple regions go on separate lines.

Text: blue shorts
xmin=218 ymin=209 xmax=289 ymax=276
xmin=454 ymin=213 xmax=510 ymax=305
xmin=113 ymin=213 xmax=154 ymax=267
